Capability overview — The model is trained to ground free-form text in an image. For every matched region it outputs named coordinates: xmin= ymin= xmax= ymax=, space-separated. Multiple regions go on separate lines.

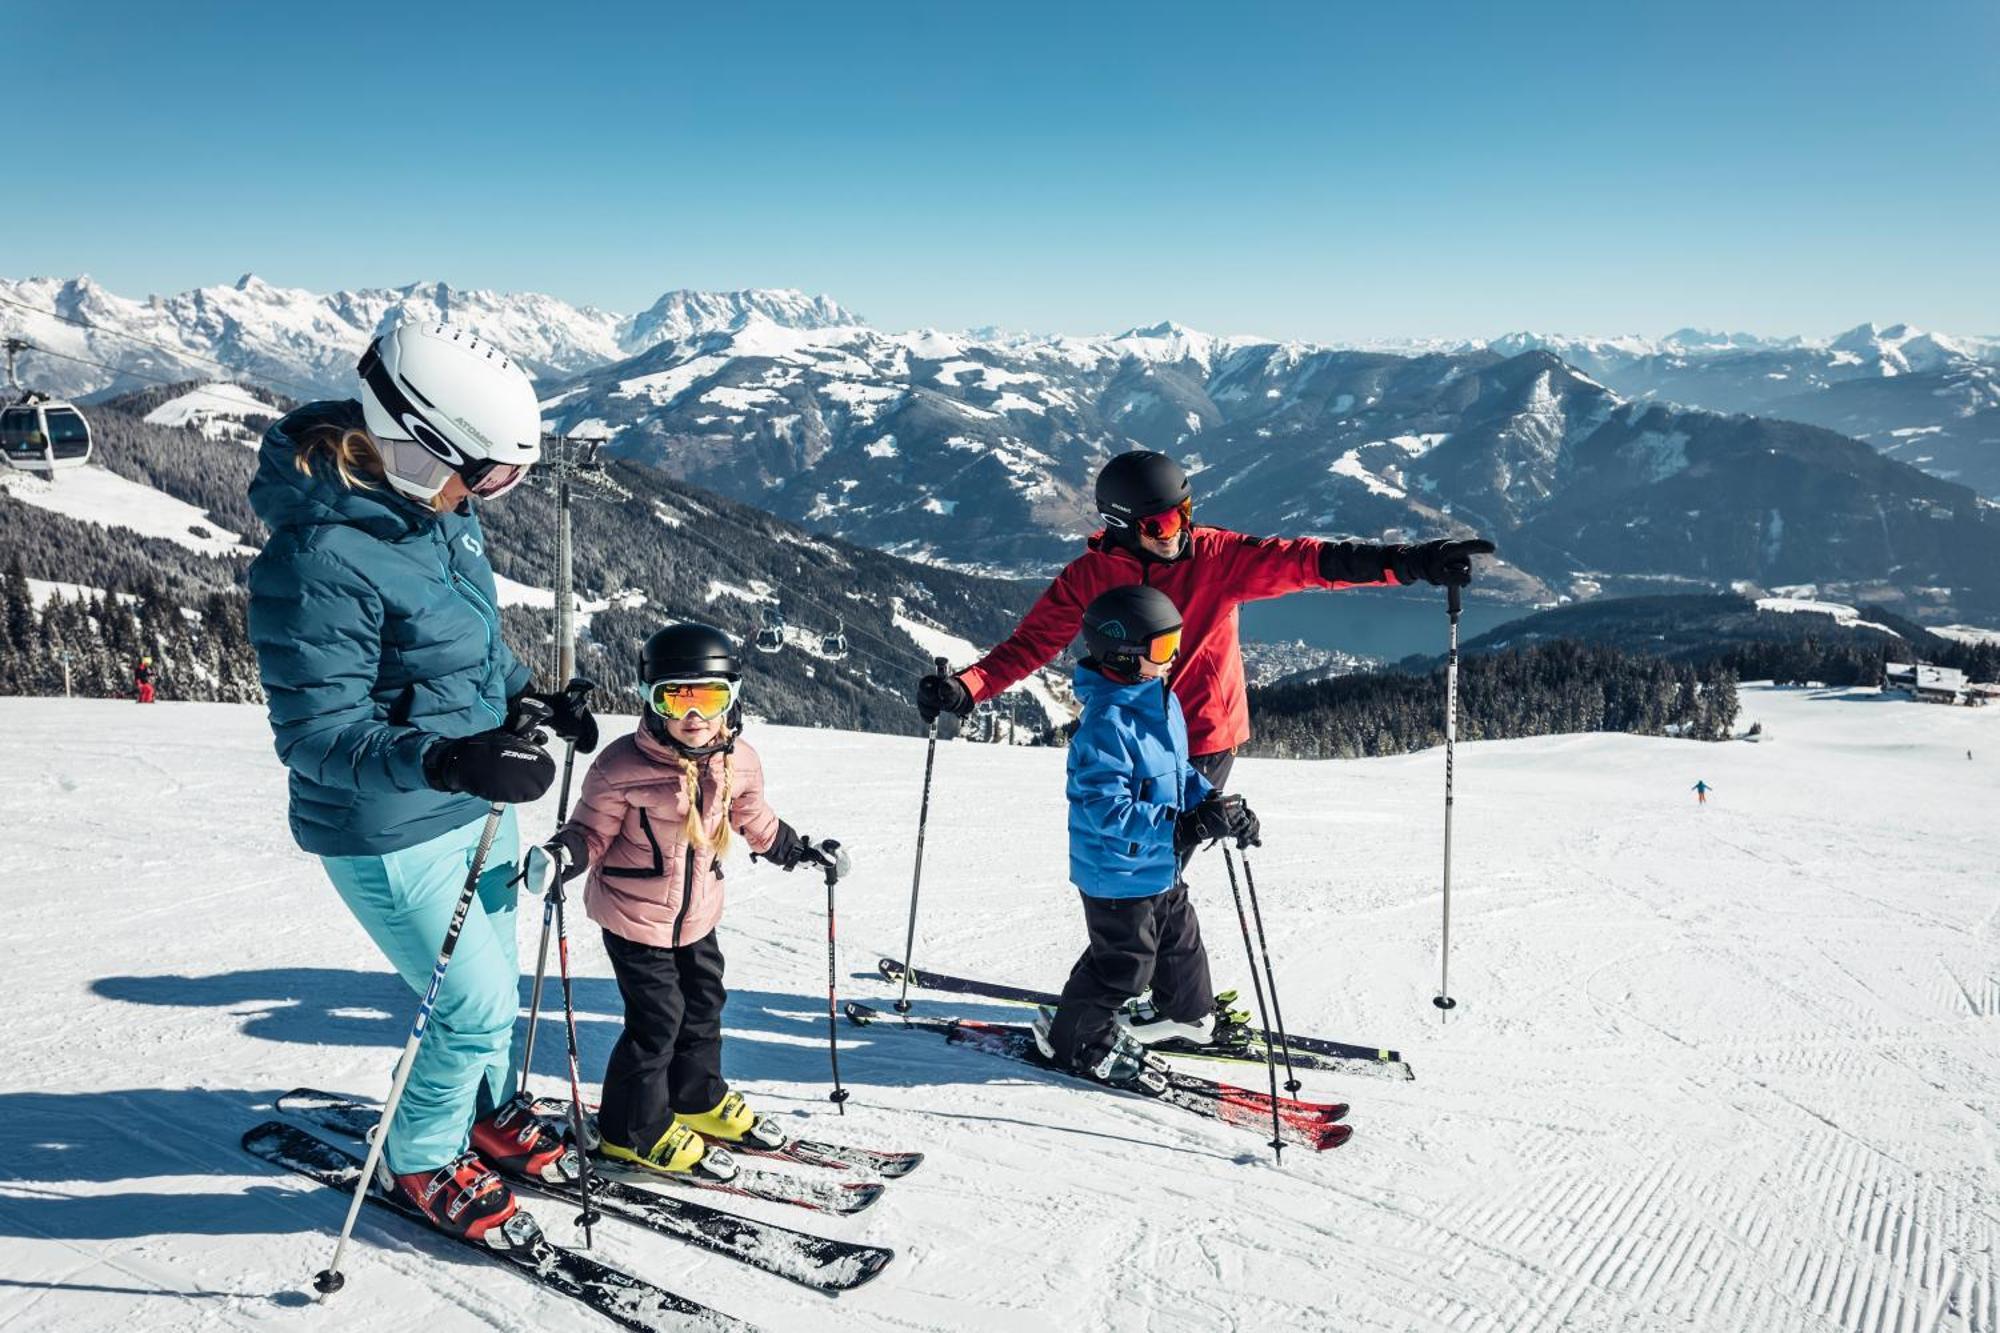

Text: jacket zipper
xmin=445 ymin=559 xmax=504 ymax=725
xmin=671 ymin=766 xmax=703 ymax=948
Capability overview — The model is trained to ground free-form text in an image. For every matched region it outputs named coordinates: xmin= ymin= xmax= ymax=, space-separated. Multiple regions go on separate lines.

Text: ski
xmin=277 ymin=1090 xmax=893 ymax=1294
xmin=242 ymin=1121 xmax=747 ymax=1331
xmin=530 ymin=1097 xmax=923 ymax=1180
xmin=844 ymin=1002 xmax=1351 ymax=1153
xmin=276 ymin=1088 xmax=883 ymax=1217
xmin=878 ymin=956 xmax=1413 ymax=1080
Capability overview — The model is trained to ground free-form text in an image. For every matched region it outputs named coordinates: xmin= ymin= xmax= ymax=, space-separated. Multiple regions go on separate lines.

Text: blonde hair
xmin=294 ymin=423 xmax=454 ymax=513
xmin=680 ymin=731 xmax=736 ymax=859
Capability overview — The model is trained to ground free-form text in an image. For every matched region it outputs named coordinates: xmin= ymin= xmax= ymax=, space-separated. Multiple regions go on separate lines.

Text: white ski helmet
xmin=358 ymin=321 xmax=542 ymax=503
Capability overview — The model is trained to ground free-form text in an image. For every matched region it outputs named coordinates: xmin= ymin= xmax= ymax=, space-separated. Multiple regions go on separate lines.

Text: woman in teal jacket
xmin=247 ymin=323 xmax=596 ymax=1249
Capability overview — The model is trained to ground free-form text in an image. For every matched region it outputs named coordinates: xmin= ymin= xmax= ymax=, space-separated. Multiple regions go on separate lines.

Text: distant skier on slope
xmin=916 ymin=449 xmax=1494 ymax=806
xmin=245 ymin=323 xmax=598 ymax=1249
xmin=1031 ymin=585 xmax=1262 ymax=1089
xmin=526 ymin=623 xmax=851 ymax=1178
xmin=1692 ymin=780 xmax=1713 ymax=806
xmin=133 ymin=655 xmax=155 ymax=704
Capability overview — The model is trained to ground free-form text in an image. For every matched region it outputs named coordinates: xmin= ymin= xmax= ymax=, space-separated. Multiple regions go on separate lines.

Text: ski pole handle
xmin=894 ymin=657 xmax=951 ymax=1015
xmin=511 ymin=695 xmax=554 ymax=739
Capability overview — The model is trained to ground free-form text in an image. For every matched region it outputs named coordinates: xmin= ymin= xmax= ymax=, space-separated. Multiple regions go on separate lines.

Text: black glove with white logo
xmin=423 ymin=727 xmax=556 ymax=804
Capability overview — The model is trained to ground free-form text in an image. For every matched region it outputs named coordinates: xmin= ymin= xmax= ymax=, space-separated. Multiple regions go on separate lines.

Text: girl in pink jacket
xmin=533 ymin=623 xmax=848 ymax=1178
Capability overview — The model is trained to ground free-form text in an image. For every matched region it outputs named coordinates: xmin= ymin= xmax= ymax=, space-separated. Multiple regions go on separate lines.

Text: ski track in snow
xmin=0 ymin=685 xmax=1995 ymax=1331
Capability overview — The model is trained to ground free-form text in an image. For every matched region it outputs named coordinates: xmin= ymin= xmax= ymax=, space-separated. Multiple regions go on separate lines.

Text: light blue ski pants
xmin=321 ymin=807 xmax=521 ymax=1174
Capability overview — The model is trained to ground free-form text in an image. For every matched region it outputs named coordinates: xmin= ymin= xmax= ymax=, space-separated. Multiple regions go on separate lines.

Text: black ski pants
xmin=1049 ymin=749 xmax=1234 ymax=1072
xmin=597 ymin=928 xmax=730 ymax=1156
xmin=1047 ymin=884 xmax=1213 ymax=1072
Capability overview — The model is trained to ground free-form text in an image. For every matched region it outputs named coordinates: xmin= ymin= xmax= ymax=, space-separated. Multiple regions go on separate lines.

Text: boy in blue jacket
xmin=1034 ymin=585 xmax=1261 ymax=1091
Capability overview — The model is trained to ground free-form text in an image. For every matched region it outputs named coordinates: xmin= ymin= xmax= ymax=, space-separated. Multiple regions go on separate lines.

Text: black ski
xmin=242 ymin=1121 xmax=747 ymax=1331
xmin=878 ymin=956 xmax=1413 ymax=1080
xmin=277 ymin=1090 xmax=893 ymax=1295
xmin=844 ymin=1002 xmax=1351 ymax=1152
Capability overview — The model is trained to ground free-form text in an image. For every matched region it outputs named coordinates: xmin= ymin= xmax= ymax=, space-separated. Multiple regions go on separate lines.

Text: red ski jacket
xmin=959 ymin=527 xmax=1399 ymax=755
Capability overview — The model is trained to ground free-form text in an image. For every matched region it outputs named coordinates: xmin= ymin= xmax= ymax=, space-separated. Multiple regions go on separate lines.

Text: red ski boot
xmin=379 ymin=1152 xmax=523 ymax=1248
xmin=470 ymin=1093 xmax=581 ymax=1184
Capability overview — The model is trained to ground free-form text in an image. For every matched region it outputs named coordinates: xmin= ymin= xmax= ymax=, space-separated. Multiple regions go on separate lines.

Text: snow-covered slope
xmin=5 ymin=684 xmax=1995 ymax=1330
xmin=0 ymin=463 xmax=249 ymax=556
xmin=141 ymin=382 xmax=285 ymax=445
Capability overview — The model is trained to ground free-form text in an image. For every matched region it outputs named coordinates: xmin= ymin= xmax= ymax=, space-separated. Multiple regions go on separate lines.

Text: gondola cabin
xmin=1 ymin=396 xmax=92 ymax=472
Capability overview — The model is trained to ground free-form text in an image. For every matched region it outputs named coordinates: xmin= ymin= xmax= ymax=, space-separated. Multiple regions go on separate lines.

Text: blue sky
xmin=12 ymin=1 xmax=1997 ymax=341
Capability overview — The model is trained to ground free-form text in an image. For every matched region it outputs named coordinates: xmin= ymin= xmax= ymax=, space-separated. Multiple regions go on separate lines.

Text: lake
xmin=1239 ymin=588 xmax=1529 ymax=664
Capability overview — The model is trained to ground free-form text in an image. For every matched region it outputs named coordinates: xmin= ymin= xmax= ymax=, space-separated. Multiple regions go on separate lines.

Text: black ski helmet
xmin=640 ymin=622 xmax=741 ymax=683
xmin=1081 ymin=584 xmax=1184 ymax=677
xmin=1094 ymin=450 xmax=1190 ymax=535
xmin=640 ymin=622 xmax=741 ymax=750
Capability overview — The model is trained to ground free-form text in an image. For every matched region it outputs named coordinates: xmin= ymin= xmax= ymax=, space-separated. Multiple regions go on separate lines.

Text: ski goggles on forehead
xmin=1135 ymin=498 xmax=1193 ymax=542
xmin=648 ymin=677 xmax=740 ymax=720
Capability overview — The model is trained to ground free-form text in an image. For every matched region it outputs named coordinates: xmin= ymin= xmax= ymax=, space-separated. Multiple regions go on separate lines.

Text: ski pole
xmin=549 ymin=879 xmax=602 ymax=1242
xmin=823 ymin=858 xmax=850 ymax=1114
xmin=894 ymin=656 xmax=949 ymax=1014
xmin=316 ymin=790 xmax=536 ymax=1290
xmin=316 ymin=701 xmax=550 ymax=1296
xmin=1233 ymin=849 xmax=1301 ymax=1094
xmin=519 ymin=677 xmax=595 ymax=1098
xmin=1433 ymin=582 xmax=1462 ymax=1022
xmin=1222 ymin=848 xmax=1284 ymax=1165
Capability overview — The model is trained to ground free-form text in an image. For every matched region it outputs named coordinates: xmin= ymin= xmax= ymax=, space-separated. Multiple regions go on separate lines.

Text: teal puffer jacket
xmin=246 ymin=401 xmax=532 ymax=857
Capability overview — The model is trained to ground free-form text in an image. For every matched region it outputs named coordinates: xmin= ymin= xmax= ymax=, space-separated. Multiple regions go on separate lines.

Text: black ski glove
xmin=1386 ymin=538 xmax=1496 ymax=588
xmin=509 ymin=680 xmax=599 ymax=754
xmin=915 ymin=671 xmax=975 ymax=724
xmin=755 ymin=820 xmax=807 ymax=869
xmin=753 ymin=823 xmax=851 ymax=881
xmin=423 ymin=727 xmax=556 ymax=804
xmin=1176 ymin=793 xmax=1260 ymax=851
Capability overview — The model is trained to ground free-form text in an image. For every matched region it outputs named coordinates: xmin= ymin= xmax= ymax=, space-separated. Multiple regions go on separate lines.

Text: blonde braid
xmin=678 ymin=732 xmax=736 ymax=859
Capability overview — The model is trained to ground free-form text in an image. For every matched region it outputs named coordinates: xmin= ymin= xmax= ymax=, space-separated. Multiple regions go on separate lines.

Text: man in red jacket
xmin=916 ymin=450 xmax=1493 ymax=793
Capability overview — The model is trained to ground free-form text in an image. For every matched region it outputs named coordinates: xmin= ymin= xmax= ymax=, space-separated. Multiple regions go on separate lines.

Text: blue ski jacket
xmin=1065 ymin=664 xmax=1213 ymax=899
xmin=246 ymin=401 xmax=531 ymax=857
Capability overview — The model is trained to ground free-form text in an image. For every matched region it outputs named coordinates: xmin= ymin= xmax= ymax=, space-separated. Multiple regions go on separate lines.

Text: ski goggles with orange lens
xmin=647 ymin=677 xmax=740 ymax=721
xmin=1136 ymin=498 xmax=1193 ymax=543
xmin=1141 ymin=626 xmax=1183 ymax=665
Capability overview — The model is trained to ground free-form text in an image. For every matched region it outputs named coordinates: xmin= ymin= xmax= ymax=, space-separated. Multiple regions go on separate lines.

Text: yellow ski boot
xmin=596 ymin=1122 xmax=736 ymax=1181
xmin=675 ymin=1092 xmax=787 ymax=1151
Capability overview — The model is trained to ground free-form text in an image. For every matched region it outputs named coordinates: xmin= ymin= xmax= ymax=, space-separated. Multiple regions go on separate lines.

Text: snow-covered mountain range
xmin=0 ymin=274 xmax=861 ymax=399
xmin=6 ymin=274 xmax=1998 ymax=614
xmin=536 ymin=322 xmax=2000 ymax=617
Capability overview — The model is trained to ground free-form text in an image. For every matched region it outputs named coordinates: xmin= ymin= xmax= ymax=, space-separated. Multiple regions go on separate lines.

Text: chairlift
xmin=2 ymin=340 xmax=91 ymax=473
xmin=820 ymin=618 xmax=849 ymax=661
xmin=755 ymin=604 xmax=785 ymax=654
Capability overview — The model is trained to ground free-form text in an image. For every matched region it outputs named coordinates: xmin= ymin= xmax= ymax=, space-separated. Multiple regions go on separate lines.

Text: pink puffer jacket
xmin=564 ymin=727 xmax=782 ymax=949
